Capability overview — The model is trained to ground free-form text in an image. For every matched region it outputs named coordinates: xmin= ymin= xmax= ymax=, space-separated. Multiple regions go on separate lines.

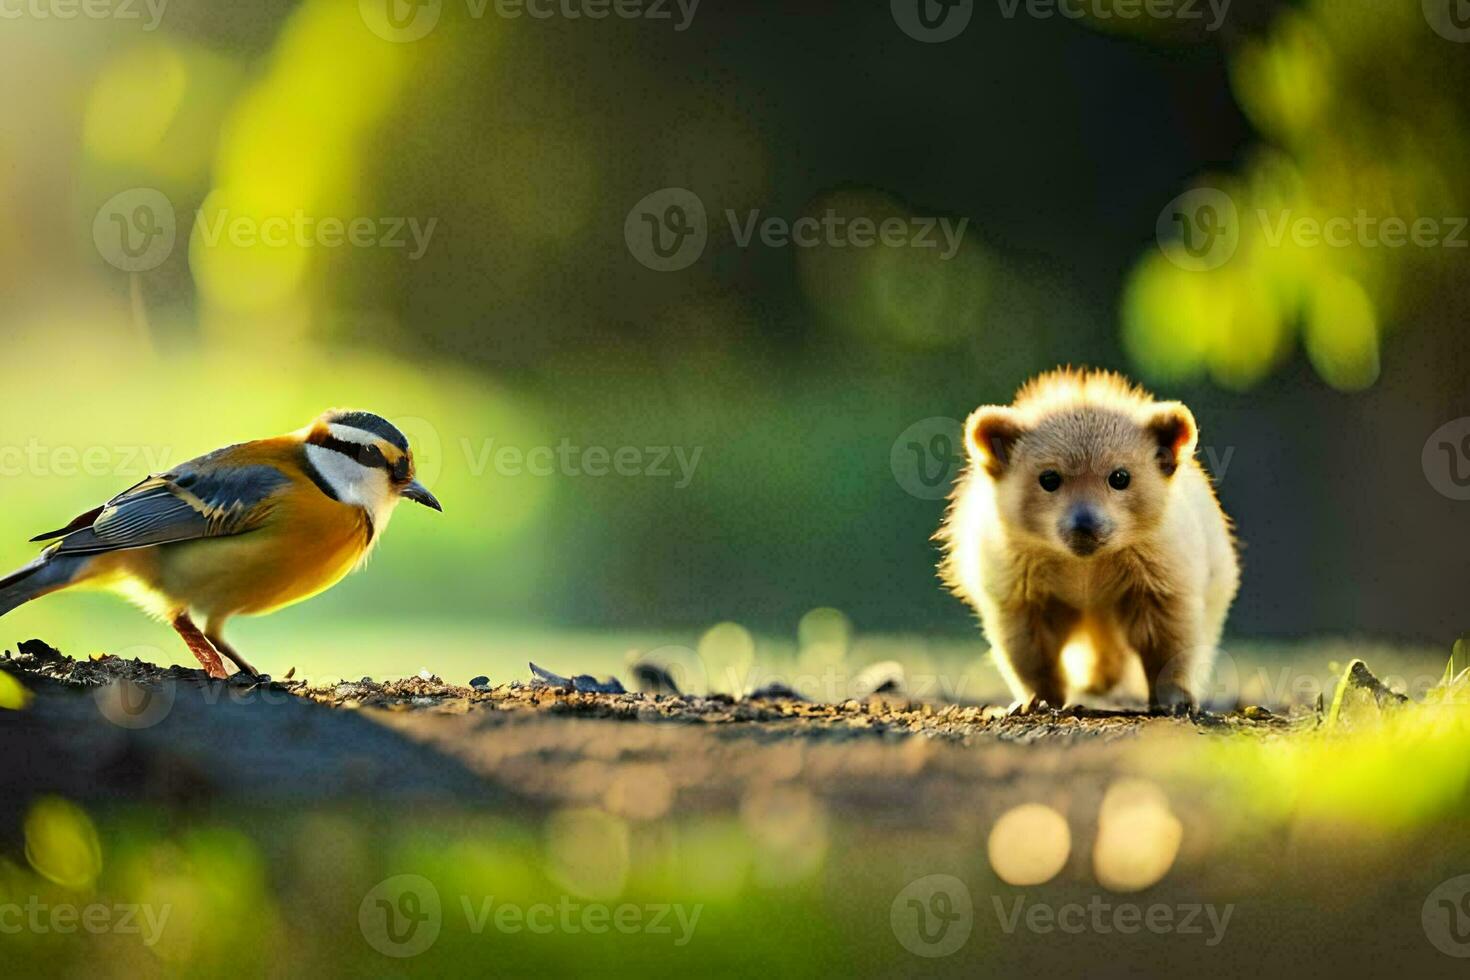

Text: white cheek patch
xmin=304 ymin=443 xmax=401 ymax=541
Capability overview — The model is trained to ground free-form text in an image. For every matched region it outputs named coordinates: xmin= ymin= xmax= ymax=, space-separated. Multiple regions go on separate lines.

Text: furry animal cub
xmin=938 ymin=368 xmax=1238 ymax=710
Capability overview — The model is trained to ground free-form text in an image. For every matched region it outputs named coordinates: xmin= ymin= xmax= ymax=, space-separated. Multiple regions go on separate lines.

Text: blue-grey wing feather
xmin=48 ymin=453 xmax=290 ymax=556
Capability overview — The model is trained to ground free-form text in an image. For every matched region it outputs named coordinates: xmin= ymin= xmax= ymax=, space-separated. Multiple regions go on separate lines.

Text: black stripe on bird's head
xmin=320 ymin=410 xmax=410 ymax=452
xmin=305 ymin=410 xmax=442 ymax=511
xmin=308 ymin=421 xmax=410 ymax=478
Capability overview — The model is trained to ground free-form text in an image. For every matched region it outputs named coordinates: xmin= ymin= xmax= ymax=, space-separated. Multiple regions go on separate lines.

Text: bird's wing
xmin=29 ymin=504 xmax=109 ymax=542
xmin=39 ymin=447 xmax=292 ymax=556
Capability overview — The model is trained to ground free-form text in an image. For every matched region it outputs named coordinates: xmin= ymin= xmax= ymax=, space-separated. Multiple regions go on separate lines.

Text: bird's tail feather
xmin=0 ymin=554 xmax=86 ymax=618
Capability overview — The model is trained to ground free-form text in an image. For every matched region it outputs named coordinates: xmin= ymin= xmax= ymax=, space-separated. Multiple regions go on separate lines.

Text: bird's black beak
xmin=401 ymin=479 xmax=443 ymax=512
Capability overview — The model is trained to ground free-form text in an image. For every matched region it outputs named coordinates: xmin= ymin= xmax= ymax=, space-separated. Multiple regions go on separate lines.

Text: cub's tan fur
xmin=937 ymin=368 xmax=1238 ymax=708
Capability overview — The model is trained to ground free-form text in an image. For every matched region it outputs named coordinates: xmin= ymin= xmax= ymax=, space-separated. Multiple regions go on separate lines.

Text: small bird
xmin=0 ymin=410 xmax=441 ymax=678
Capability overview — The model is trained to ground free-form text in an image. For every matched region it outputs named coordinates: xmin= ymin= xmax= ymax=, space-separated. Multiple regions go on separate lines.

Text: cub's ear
xmin=1146 ymin=402 xmax=1198 ymax=476
xmin=965 ymin=406 xmax=1026 ymax=478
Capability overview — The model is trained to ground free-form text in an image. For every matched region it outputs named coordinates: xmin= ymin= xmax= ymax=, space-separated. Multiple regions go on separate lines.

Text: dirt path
xmin=8 ymin=640 xmax=1466 ymax=978
xmin=0 ymin=640 xmax=1300 ymax=834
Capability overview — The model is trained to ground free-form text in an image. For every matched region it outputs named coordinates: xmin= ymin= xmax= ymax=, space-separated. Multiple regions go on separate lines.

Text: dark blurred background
xmin=1 ymin=0 xmax=1466 ymax=676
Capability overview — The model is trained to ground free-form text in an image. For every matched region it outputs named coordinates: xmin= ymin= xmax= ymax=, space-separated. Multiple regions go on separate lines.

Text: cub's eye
xmin=1108 ymin=468 xmax=1131 ymax=491
xmin=1038 ymin=470 xmax=1062 ymax=493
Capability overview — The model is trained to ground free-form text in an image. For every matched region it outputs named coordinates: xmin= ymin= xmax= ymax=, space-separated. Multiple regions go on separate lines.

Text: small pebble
xmin=469 ymin=675 xmax=490 ymax=690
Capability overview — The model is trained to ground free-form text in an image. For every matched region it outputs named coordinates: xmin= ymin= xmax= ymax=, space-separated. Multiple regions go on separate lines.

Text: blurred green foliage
xmin=0 ymin=1 xmax=1465 ymax=668
xmin=1125 ymin=0 xmax=1469 ymax=390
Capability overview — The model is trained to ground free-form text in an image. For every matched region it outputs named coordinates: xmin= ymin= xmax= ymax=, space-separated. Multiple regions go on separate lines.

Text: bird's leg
xmin=170 ymin=612 xmax=229 ymax=679
xmin=205 ymin=629 xmax=259 ymax=679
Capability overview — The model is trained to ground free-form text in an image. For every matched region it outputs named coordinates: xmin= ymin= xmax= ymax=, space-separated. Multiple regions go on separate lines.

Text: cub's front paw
xmin=1149 ymin=682 xmax=1196 ymax=717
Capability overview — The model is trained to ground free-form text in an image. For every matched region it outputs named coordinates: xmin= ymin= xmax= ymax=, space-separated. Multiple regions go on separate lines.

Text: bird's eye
xmin=1039 ymin=470 xmax=1062 ymax=493
xmin=1109 ymin=468 xmax=1131 ymax=491
xmin=359 ymin=445 xmax=384 ymax=467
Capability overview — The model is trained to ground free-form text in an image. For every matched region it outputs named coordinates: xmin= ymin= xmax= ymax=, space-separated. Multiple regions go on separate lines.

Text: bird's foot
xmin=170 ymin=612 xmax=230 ymax=679
xmin=196 ymin=653 xmax=230 ymax=680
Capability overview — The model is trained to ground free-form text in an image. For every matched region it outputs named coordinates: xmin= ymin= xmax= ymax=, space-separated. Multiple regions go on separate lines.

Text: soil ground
xmin=4 ymin=638 xmax=1466 ymax=978
xmin=0 ymin=639 xmax=1300 ymax=824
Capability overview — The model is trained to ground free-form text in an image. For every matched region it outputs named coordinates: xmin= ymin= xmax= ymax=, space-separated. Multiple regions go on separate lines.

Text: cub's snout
xmin=1060 ymin=504 xmax=1112 ymax=556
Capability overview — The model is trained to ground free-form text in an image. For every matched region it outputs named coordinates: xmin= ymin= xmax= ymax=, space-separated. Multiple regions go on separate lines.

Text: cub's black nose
xmin=1068 ymin=508 xmax=1102 ymax=537
xmin=1062 ymin=507 xmax=1110 ymax=555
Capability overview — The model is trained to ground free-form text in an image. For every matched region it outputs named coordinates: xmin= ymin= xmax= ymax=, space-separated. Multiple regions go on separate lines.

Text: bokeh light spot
xmin=544 ymin=808 xmax=630 ymax=901
xmin=0 ymin=670 xmax=33 ymax=711
xmin=84 ymin=42 xmax=187 ymax=168
xmin=1305 ymin=273 xmax=1380 ymax=391
xmin=24 ymin=796 xmax=102 ymax=891
xmin=1093 ymin=780 xmax=1183 ymax=893
xmin=740 ymin=784 xmax=829 ymax=887
xmin=988 ymin=803 xmax=1071 ymax=886
xmin=698 ymin=622 xmax=756 ymax=697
